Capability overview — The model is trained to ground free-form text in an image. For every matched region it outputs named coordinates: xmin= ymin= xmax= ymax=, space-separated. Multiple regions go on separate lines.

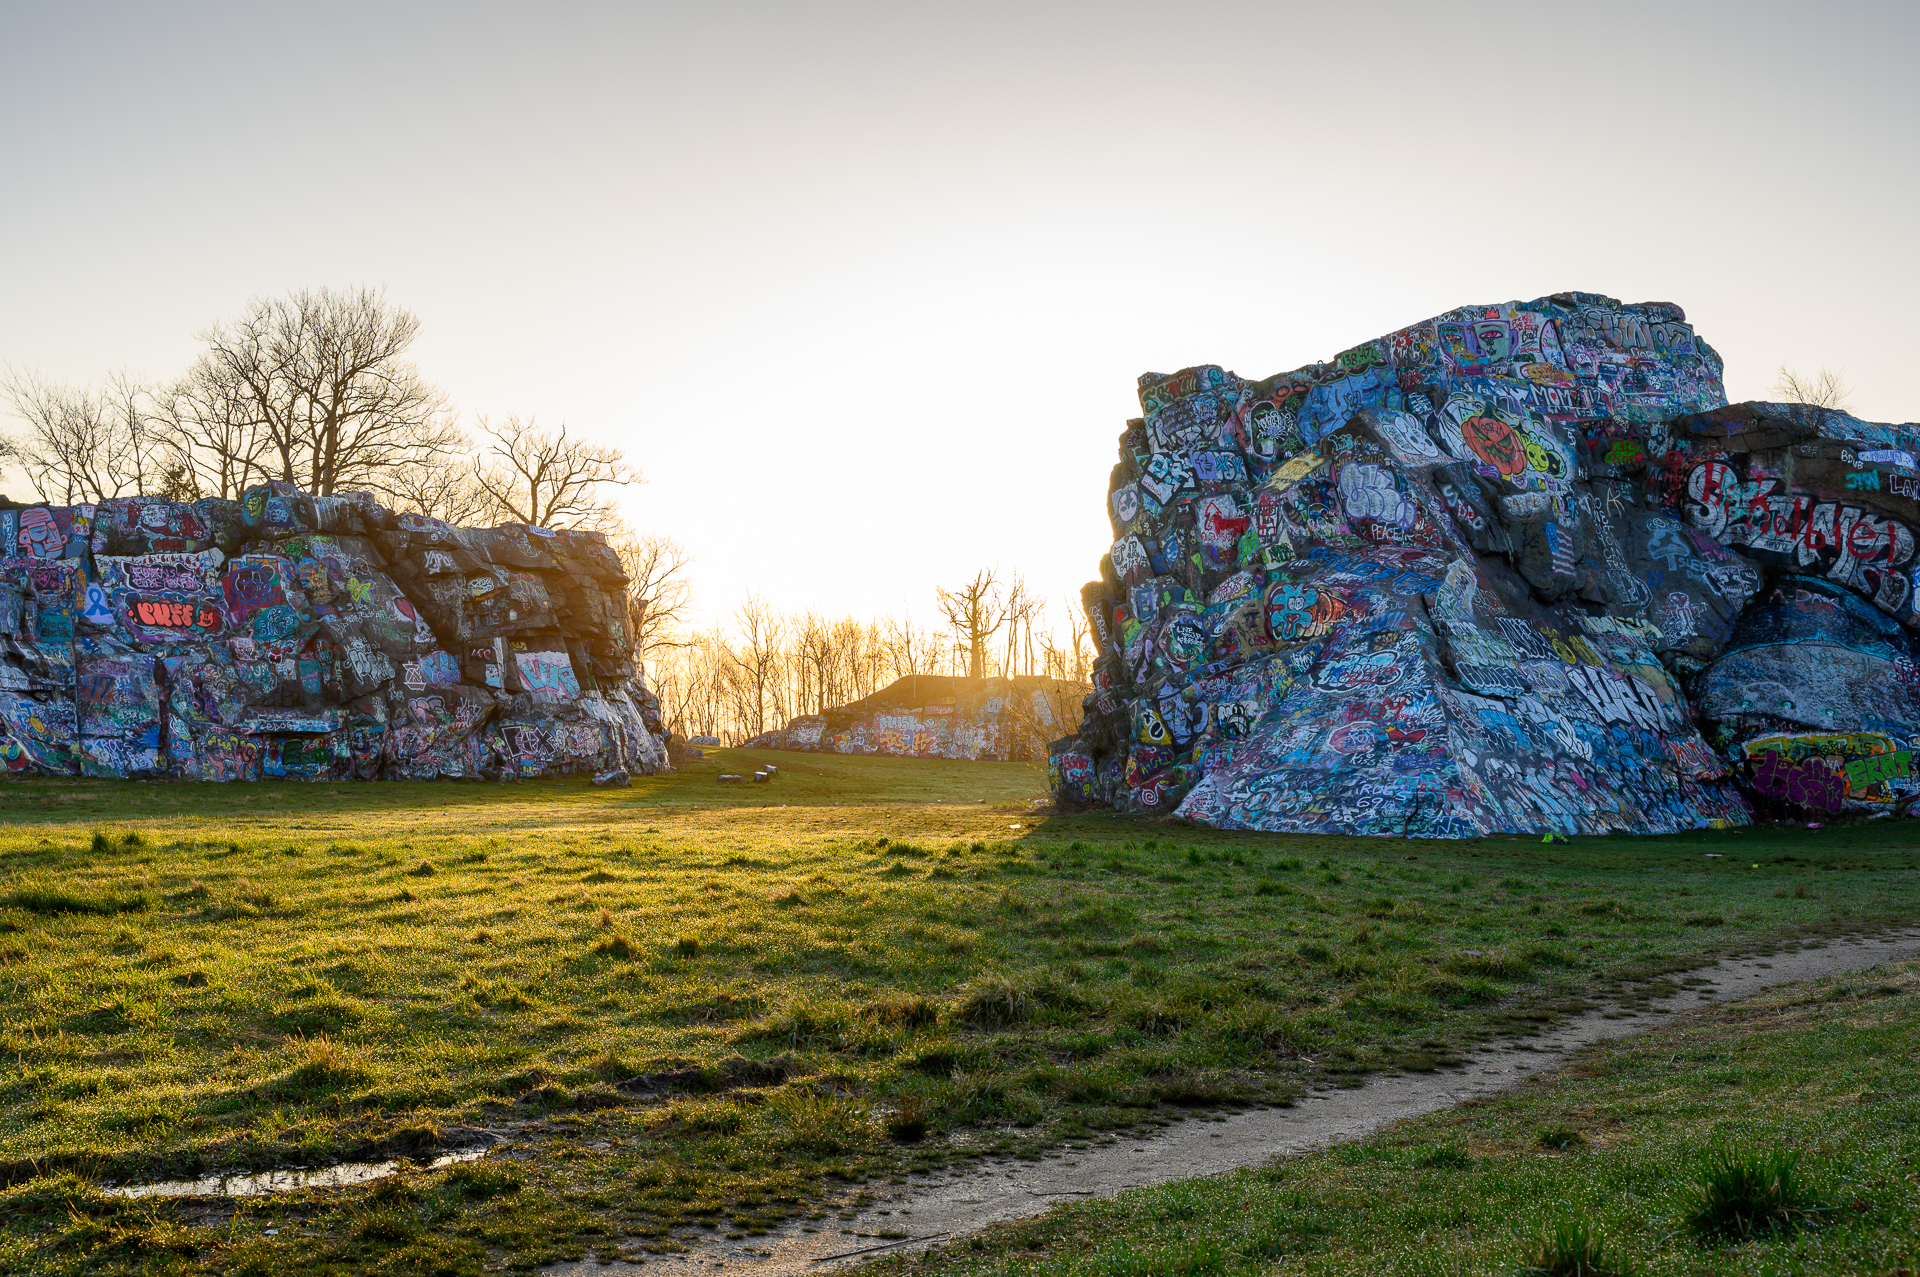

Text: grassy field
xmin=0 ymin=748 xmax=1917 ymax=1275
xmin=885 ymin=959 xmax=1920 ymax=1277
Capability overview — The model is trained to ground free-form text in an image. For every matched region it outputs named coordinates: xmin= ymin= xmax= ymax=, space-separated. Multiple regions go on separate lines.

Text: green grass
xmin=1684 ymin=1147 xmax=1833 ymax=1242
xmin=879 ymin=962 xmax=1920 ymax=1277
xmin=1 ymin=882 xmax=150 ymax=915
xmin=0 ymin=749 xmax=1916 ymax=1274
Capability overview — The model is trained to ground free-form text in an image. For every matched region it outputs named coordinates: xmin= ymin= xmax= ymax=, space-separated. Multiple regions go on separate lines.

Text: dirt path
xmin=544 ymin=927 xmax=1920 ymax=1276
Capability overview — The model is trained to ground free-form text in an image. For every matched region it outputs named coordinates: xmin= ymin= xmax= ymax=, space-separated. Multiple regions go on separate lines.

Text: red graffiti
xmin=133 ymin=599 xmax=221 ymax=632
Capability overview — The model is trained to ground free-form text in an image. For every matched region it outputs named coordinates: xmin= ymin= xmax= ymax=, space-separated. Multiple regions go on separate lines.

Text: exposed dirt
xmin=542 ymin=926 xmax=1920 ymax=1275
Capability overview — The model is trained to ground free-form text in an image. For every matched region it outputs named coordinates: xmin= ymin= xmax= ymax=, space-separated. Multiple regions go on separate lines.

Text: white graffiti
xmin=1336 ymin=463 xmax=1416 ymax=530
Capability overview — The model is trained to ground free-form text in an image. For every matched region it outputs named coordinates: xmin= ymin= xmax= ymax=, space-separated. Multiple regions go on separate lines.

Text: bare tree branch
xmin=882 ymin=614 xmax=938 ymax=679
xmin=470 ymin=415 xmax=633 ymax=529
xmin=610 ymin=532 xmax=693 ymax=660
xmin=728 ymin=594 xmax=785 ymax=737
xmin=1 ymin=369 xmax=168 ymax=503
xmin=383 ymin=450 xmax=500 ymax=525
xmin=1774 ymin=366 xmax=1853 ymax=412
xmin=163 ymin=286 xmax=463 ymax=499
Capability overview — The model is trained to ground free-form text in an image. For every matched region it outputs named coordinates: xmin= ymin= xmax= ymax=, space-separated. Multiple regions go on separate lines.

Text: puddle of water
xmin=104 ymin=1148 xmax=489 ymax=1199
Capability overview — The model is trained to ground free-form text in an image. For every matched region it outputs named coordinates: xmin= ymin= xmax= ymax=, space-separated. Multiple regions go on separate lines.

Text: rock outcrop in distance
xmin=0 ymin=482 xmax=666 ymax=781
xmin=1047 ymin=292 xmax=1920 ymax=835
xmin=746 ymin=675 xmax=1088 ymax=762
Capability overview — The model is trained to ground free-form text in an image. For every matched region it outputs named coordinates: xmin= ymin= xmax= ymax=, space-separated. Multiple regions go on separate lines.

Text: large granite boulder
xmin=1049 ymin=294 xmax=1920 ymax=834
xmin=0 ymin=483 xmax=666 ymax=782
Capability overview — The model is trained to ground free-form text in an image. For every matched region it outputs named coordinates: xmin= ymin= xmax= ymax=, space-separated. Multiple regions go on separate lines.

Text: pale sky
xmin=2 ymin=1 xmax=1914 ymax=630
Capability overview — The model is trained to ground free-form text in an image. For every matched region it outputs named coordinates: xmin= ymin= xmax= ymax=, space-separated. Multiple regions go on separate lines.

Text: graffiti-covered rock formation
xmin=1048 ymin=293 xmax=1920 ymax=835
xmin=0 ymin=483 xmax=665 ymax=781
xmin=746 ymin=675 xmax=1087 ymax=761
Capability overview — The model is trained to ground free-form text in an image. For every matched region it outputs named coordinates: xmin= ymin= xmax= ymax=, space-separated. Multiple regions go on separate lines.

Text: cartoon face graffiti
xmin=1110 ymin=483 xmax=1141 ymax=526
xmin=1134 ymin=705 xmax=1172 ymax=747
xmin=1461 ymin=415 xmax=1528 ymax=479
xmin=1472 ymin=320 xmax=1512 ymax=362
xmin=1521 ymin=433 xmax=1567 ymax=479
xmin=222 ymin=557 xmax=287 ymax=623
xmin=18 ymin=509 xmax=62 ymax=558
xmin=1264 ymin=582 xmax=1344 ymax=643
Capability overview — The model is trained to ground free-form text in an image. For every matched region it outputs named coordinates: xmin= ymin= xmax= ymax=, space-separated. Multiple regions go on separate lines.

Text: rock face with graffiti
xmin=1049 ymin=291 xmax=1920 ymax=834
xmin=746 ymin=676 xmax=1088 ymax=762
xmin=0 ymin=483 xmax=666 ymax=782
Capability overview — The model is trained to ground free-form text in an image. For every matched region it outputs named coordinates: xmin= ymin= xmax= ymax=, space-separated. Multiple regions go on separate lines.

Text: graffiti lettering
xmin=1845 ymin=750 xmax=1912 ymax=790
xmin=1751 ymin=751 xmax=1846 ymax=812
xmin=1686 ymin=462 xmax=1916 ymax=611
xmin=131 ymin=598 xmax=223 ymax=633
xmin=514 ymin=650 xmax=580 ymax=702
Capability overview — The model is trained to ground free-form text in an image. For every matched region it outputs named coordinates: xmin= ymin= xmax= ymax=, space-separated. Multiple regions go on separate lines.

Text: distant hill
xmin=744 ymin=675 xmax=1088 ymax=762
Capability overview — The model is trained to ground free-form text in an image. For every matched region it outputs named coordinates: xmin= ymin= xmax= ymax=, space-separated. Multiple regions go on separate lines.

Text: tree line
xmin=650 ymin=572 xmax=1093 ymax=744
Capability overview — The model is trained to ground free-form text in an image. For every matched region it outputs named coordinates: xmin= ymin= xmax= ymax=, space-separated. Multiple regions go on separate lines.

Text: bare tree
xmin=650 ymin=626 xmax=736 ymax=743
xmin=883 ymin=614 xmax=939 ymax=679
xmin=792 ymin=612 xmax=832 ymax=714
xmin=612 ymin=533 xmax=693 ymax=660
xmin=937 ymin=570 xmax=1005 ymax=679
xmin=1774 ymin=367 xmax=1853 ymax=412
xmin=384 ymin=455 xmax=500 ymax=525
xmin=153 ymin=353 xmax=273 ymax=500
xmin=163 ymin=286 xmax=463 ymax=499
xmin=1 ymin=370 xmax=170 ymax=503
xmin=999 ymin=573 xmax=1042 ymax=677
xmin=727 ymin=594 xmax=786 ymax=737
xmin=837 ymin=617 xmax=886 ymax=700
xmin=471 ymin=415 xmax=632 ymax=529
xmin=1038 ymin=597 xmax=1073 ymax=681
xmin=1067 ymin=594 xmax=1094 ymax=683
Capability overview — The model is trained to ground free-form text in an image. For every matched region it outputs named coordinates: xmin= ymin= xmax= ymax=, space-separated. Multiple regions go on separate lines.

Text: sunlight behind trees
xmin=0 ymin=286 xmax=1097 ymax=748
xmin=648 ymin=585 xmax=1092 ymax=744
